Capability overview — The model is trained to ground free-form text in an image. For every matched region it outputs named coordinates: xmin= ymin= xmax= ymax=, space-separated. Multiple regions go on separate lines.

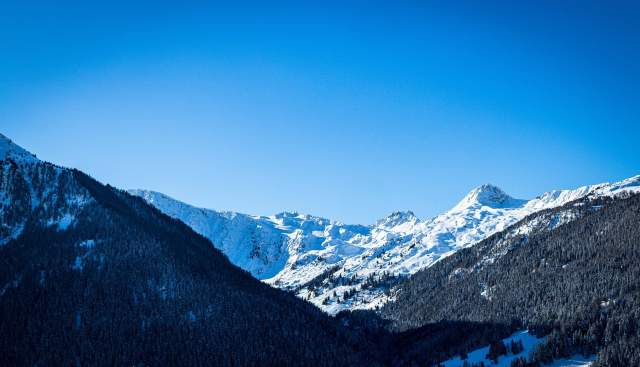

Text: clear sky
xmin=1 ymin=1 xmax=639 ymax=224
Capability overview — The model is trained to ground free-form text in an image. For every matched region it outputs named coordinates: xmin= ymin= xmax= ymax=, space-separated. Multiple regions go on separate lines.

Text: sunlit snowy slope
xmin=131 ymin=175 xmax=640 ymax=313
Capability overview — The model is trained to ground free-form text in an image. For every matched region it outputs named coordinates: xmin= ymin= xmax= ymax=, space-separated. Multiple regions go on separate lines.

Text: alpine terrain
xmin=3 ymin=132 xmax=640 ymax=367
xmin=131 ymin=177 xmax=640 ymax=314
xmin=380 ymin=189 xmax=640 ymax=366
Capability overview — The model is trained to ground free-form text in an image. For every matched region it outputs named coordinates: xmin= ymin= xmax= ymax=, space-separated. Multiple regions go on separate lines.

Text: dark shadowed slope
xmin=0 ymin=135 xmax=379 ymax=366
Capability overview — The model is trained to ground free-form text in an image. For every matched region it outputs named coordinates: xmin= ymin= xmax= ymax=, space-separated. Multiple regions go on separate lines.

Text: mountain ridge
xmin=131 ymin=176 xmax=640 ymax=314
xmin=4 ymin=132 xmax=640 ymax=314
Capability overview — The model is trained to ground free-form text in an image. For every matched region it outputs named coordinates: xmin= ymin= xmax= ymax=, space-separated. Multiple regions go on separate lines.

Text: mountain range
xmin=2 ymin=132 xmax=640 ymax=366
xmin=131 ymin=176 xmax=640 ymax=314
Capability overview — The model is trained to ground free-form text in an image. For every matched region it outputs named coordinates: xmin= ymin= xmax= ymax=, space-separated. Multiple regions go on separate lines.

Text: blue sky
xmin=2 ymin=1 xmax=639 ymax=223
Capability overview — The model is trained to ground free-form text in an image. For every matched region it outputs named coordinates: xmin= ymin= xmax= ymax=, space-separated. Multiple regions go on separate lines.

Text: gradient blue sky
xmin=2 ymin=1 xmax=639 ymax=223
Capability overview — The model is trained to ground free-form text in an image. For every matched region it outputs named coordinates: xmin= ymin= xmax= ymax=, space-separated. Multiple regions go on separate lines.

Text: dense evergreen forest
xmin=0 ymin=160 xmax=380 ymax=366
xmin=380 ymin=193 xmax=640 ymax=366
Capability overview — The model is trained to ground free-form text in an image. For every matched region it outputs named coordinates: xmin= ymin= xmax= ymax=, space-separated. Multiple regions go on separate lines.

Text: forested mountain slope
xmin=381 ymin=193 xmax=640 ymax=366
xmin=0 ymin=134 xmax=378 ymax=366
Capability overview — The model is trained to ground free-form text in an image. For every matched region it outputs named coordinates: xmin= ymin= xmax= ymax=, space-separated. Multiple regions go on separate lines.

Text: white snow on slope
xmin=440 ymin=330 xmax=594 ymax=367
xmin=131 ymin=175 xmax=640 ymax=313
xmin=0 ymin=134 xmax=93 ymax=246
xmin=0 ymin=133 xmax=39 ymax=165
xmin=129 ymin=189 xmax=320 ymax=279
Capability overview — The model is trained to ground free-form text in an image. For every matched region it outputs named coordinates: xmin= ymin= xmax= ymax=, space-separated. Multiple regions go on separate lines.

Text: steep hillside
xmin=0 ymin=134 xmax=378 ymax=366
xmin=381 ymin=193 xmax=640 ymax=366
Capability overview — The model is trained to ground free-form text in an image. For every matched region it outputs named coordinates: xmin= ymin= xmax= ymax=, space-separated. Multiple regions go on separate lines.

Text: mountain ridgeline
xmin=131 ymin=176 xmax=640 ymax=315
xmin=2 ymin=132 xmax=640 ymax=367
xmin=0 ymin=136 xmax=379 ymax=366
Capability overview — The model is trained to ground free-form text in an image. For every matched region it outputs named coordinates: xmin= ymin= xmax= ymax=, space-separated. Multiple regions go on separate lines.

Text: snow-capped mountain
xmin=131 ymin=175 xmax=640 ymax=314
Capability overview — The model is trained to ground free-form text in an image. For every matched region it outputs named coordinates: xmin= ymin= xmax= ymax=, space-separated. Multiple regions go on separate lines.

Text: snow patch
xmin=71 ymin=256 xmax=84 ymax=271
xmin=78 ymin=239 xmax=96 ymax=248
xmin=187 ymin=310 xmax=197 ymax=322
xmin=57 ymin=214 xmax=75 ymax=230
xmin=0 ymin=222 xmax=25 ymax=246
xmin=0 ymin=274 xmax=22 ymax=297
xmin=39 ymin=270 xmax=46 ymax=287
xmin=440 ymin=330 xmax=595 ymax=367
xmin=546 ymin=356 xmax=595 ymax=367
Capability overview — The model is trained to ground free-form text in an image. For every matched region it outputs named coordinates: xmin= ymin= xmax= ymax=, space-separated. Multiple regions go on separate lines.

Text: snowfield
xmin=131 ymin=175 xmax=640 ymax=313
xmin=440 ymin=330 xmax=594 ymax=367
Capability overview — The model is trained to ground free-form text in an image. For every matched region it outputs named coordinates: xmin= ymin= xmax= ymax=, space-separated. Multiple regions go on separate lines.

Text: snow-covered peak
xmin=376 ymin=211 xmax=418 ymax=231
xmin=452 ymin=184 xmax=523 ymax=211
xmin=274 ymin=211 xmax=301 ymax=219
xmin=272 ymin=211 xmax=332 ymax=226
xmin=0 ymin=133 xmax=38 ymax=164
xmin=132 ymin=174 xmax=640 ymax=314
